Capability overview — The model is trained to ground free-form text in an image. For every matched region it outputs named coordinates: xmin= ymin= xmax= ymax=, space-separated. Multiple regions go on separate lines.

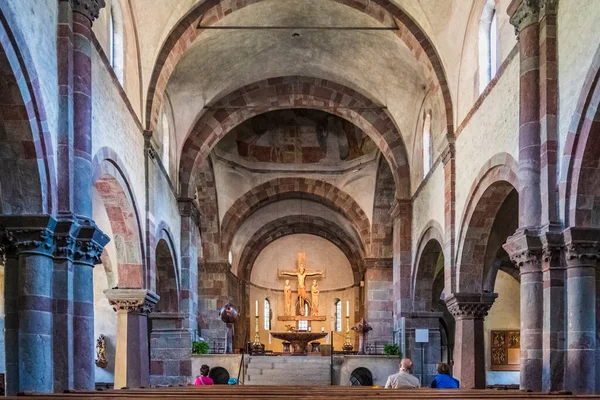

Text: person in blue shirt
xmin=430 ymin=362 xmax=460 ymax=389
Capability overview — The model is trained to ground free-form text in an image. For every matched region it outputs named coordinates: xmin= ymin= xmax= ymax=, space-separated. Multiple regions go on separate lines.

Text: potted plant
xmin=383 ymin=344 xmax=402 ymax=357
xmin=192 ymin=340 xmax=210 ymax=355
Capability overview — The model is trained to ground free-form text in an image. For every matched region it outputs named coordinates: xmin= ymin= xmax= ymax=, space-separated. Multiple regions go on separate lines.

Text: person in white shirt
xmin=384 ymin=358 xmax=421 ymax=389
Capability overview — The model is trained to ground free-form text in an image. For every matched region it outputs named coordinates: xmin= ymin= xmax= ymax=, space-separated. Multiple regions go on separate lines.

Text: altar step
xmin=246 ymin=356 xmax=331 ymax=386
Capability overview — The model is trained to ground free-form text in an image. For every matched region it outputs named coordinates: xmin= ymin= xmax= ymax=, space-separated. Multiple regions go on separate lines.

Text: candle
xmin=346 ymin=301 xmax=350 ymax=317
xmin=321 ymin=327 xmax=325 ymax=333
xmin=255 ymin=300 xmax=258 ymax=316
xmin=308 ymin=327 xmax=312 ymax=332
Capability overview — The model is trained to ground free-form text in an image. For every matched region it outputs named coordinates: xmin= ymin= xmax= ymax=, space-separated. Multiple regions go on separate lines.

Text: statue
xmin=284 ymin=279 xmax=293 ymax=316
xmin=310 ymin=280 xmax=319 ymax=315
xmin=95 ymin=334 xmax=107 ymax=368
xmin=278 ymin=253 xmax=324 ymax=316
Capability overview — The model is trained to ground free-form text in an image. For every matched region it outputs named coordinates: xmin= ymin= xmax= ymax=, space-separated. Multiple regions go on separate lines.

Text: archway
xmin=155 ymin=238 xmax=179 ymax=313
xmin=350 ymin=367 xmax=373 ymax=386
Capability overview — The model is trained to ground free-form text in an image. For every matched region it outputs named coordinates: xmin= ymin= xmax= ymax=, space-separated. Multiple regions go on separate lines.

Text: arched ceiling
xmin=131 ymin=0 xmax=476 ymax=127
xmin=164 ymin=0 xmax=429 ymax=155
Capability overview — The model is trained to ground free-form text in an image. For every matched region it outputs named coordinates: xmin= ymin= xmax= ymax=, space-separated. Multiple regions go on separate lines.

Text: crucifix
xmin=278 ymin=252 xmax=325 ymax=316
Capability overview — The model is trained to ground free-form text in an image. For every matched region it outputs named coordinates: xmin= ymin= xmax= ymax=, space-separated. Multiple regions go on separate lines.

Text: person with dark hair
xmin=194 ymin=364 xmax=214 ymax=386
xmin=430 ymin=362 xmax=459 ymax=389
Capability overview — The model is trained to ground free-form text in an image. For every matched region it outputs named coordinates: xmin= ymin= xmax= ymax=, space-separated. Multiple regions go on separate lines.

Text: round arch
xmin=220 ymin=177 xmax=371 ymax=257
xmin=155 ymin=237 xmax=179 ymax=313
xmin=412 ymin=221 xmax=445 ymax=312
xmin=455 ymin=155 xmax=518 ymax=293
xmin=238 ymin=215 xmax=364 ymax=284
xmin=0 ymin=8 xmax=56 ymax=215
xmin=145 ymin=0 xmax=453 ymax=137
xmin=179 ymin=76 xmax=411 ymax=200
xmin=93 ymin=147 xmax=146 ymax=289
xmin=560 ymin=44 xmax=600 ymax=227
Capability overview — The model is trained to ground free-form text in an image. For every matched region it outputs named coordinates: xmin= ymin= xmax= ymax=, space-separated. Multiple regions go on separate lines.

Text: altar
xmin=249 ymin=245 xmax=358 ymax=352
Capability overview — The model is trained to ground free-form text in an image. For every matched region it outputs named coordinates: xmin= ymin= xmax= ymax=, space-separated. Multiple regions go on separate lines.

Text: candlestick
xmin=253 ymin=315 xmax=261 ymax=345
xmin=343 ymin=315 xmax=354 ymax=352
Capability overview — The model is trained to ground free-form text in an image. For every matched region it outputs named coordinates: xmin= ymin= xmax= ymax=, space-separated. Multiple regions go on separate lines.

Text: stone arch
xmin=145 ymin=0 xmax=453 ymax=137
xmin=412 ymin=221 xmax=445 ymax=312
xmin=179 ymin=76 xmax=411 ymax=200
xmin=0 ymin=8 xmax=56 ymax=215
xmin=371 ymin=155 xmax=395 ymax=258
xmin=220 ymin=177 xmax=370 ymax=257
xmin=93 ymin=147 xmax=145 ymax=288
xmin=455 ymin=154 xmax=519 ymax=293
xmin=560 ymin=43 xmax=600 ymax=227
xmin=155 ymin=236 xmax=179 ymax=313
xmin=238 ymin=215 xmax=364 ymax=285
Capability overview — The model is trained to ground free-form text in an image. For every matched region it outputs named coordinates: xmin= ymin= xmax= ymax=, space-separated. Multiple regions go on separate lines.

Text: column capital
xmin=105 ymin=289 xmax=159 ymax=314
xmin=563 ymin=227 xmax=600 ymax=267
xmin=540 ymin=230 xmax=563 ymax=264
xmin=389 ymin=198 xmax=411 ymax=219
xmin=441 ymin=136 xmax=455 ymax=166
xmin=73 ymin=221 xmax=110 ymax=266
xmin=71 ymin=0 xmax=106 ymax=23
xmin=508 ymin=0 xmax=540 ymax=36
xmin=178 ymin=197 xmax=201 ymax=226
xmin=445 ymin=292 xmax=497 ymax=319
xmin=503 ymin=228 xmax=543 ymax=271
xmin=0 ymin=215 xmax=57 ymax=257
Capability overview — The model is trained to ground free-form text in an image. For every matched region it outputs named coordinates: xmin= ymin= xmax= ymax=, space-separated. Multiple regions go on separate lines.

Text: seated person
xmin=194 ymin=364 xmax=214 ymax=386
xmin=384 ymin=358 xmax=421 ymax=389
xmin=430 ymin=362 xmax=459 ymax=389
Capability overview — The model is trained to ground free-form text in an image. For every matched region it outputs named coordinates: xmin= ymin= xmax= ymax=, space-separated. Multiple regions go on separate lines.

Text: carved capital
xmin=445 ymin=292 xmax=497 ymax=319
xmin=0 ymin=215 xmax=57 ymax=258
xmin=508 ymin=0 xmax=540 ymax=36
xmin=178 ymin=198 xmax=201 ymax=227
xmin=503 ymin=229 xmax=542 ymax=272
xmin=73 ymin=222 xmax=109 ymax=266
xmin=53 ymin=217 xmax=80 ymax=260
xmin=539 ymin=0 xmax=558 ymax=17
xmin=540 ymin=231 xmax=563 ymax=264
xmin=563 ymin=227 xmax=600 ymax=268
xmin=105 ymin=289 xmax=159 ymax=314
xmin=389 ymin=199 xmax=411 ymax=219
xmin=71 ymin=0 xmax=106 ymax=23
xmin=441 ymin=136 xmax=455 ymax=166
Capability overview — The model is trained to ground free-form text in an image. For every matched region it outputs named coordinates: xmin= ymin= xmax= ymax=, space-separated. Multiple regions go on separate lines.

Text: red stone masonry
xmin=455 ymin=153 xmax=518 ymax=293
xmin=220 ymin=177 xmax=371 ymax=258
xmin=144 ymin=0 xmax=453 ymax=137
xmin=371 ymin=157 xmax=395 ymax=258
xmin=412 ymin=220 xmax=445 ymax=311
xmin=560 ymin=44 xmax=600 ymax=228
xmin=195 ymin=158 xmax=221 ymax=261
xmin=93 ymin=146 xmax=146 ymax=289
xmin=179 ymin=76 xmax=411 ymax=200
xmin=0 ymin=9 xmax=56 ymax=214
xmin=236 ymin=215 xmax=364 ymax=284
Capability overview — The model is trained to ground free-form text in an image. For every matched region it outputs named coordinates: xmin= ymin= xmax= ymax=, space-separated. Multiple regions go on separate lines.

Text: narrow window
xmin=108 ymin=1 xmax=124 ymax=84
xmin=478 ymin=0 xmax=497 ymax=93
xmin=490 ymin=10 xmax=498 ymax=78
xmin=335 ymin=300 xmax=342 ymax=332
xmin=423 ymin=112 xmax=432 ymax=176
xmin=264 ymin=299 xmax=271 ymax=330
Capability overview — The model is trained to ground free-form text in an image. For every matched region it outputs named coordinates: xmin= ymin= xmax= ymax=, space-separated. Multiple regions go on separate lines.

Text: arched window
xmin=108 ymin=0 xmax=124 ymax=84
xmin=479 ymin=0 xmax=497 ymax=93
xmin=423 ymin=112 xmax=432 ymax=176
xmin=161 ymin=112 xmax=170 ymax=172
xmin=335 ymin=300 xmax=342 ymax=332
xmin=263 ymin=299 xmax=271 ymax=330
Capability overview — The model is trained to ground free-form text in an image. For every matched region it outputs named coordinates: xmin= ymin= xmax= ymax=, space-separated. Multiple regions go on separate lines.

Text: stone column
xmin=363 ymin=258 xmax=393 ymax=344
xmin=105 ymin=289 xmax=159 ymax=389
xmin=504 ymin=230 xmax=543 ymax=391
xmin=149 ymin=312 xmax=191 ymax=386
xmin=391 ymin=199 xmax=412 ymax=329
xmin=445 ymin=293 xmax=496 ymax=389
xmin=563 ymin=228 xmax=600 ymax=393
xmin=0 ymin=216 xmax=57 ymax=395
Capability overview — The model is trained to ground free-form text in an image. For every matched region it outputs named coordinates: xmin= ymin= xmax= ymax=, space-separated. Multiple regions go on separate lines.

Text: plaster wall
xmin=483 ymin=270 xmax=520 ymax=385
xmin=412 ymin=164 xmax=445 ymax=259
xmin=1 ymin=0 xmax=58 ymax=162
xmin=92 ymin=47 xmax=146 ymax=229
xmin=557 ymin=0 xmax=600 ymax=172
xmin=92 ymin=188 xmax=119 ymax=384
xmin=93 ymin=0 xmax=143 ymax=118
xmin=455 ymin=54 xmax=520 ymax=243
xmin=213 ymin=157 xmax=377 ymax=226
xmin=249 ymin=234 xmax=357 ymax=351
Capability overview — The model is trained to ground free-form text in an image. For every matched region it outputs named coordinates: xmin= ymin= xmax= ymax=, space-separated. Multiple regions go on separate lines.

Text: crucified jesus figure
xmin=278 ymin=253 xmax=324 ymax=316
